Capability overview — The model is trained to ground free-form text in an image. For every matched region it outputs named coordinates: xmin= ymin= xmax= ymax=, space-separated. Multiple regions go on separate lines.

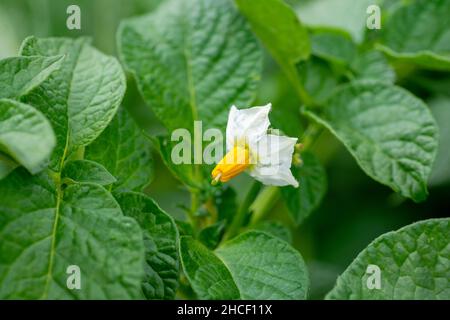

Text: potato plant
xmin=0 ymin=0 xmax=449 ymax=300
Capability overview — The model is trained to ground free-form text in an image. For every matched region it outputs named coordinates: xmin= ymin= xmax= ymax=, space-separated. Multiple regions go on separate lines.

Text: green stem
xmin=223 ymin=181 xmax=261 ymax=241
xmin=281 ymin=64 xmax=314 ymax=107
xmin=301 ymin=122 xmax=323 ymax=150
xmin=249 ymin=186 xmax=280 ymax=226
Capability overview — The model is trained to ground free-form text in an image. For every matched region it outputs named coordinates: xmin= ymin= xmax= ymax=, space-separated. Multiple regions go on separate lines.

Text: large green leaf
xmin=85 ymin=107 xmax=153 ymax=192
xmin=216 ymin=231 xmax=309 ymax=299
xmin=62 ymin=160 xmax=116 ymax=186
xmin=379 ymin=0 xmax=450 ymax=70
xmin=304 ymin=81 xmax=438 ymax=202
xmin=180 ymin=231 xmax=309 ymax=299
xmin=327 ymin=218 xmax=450 ymax=299
xmin=0 ymin=99 xmax=55 ymax=175
xmin=281 ymin=152 xmax=327 ymax=225
xmin=20 ymin=37 xmax=126 ymax=171
xmin=235 ymin=0 xmax=309 ymax=93
xmin=0 ymin=55 xmax=63 ymax=99
xmin=118 ymin=0 xmax=262 ymax=133
xmin=115 ymin=192 xmax=179 ymax=300
xmin=0 ymin=169 xmax=145 ymax=299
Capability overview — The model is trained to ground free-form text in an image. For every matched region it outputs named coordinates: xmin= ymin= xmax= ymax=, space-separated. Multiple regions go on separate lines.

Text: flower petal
xmin=249 ymin=134 xmax=299 ymax=187
xmin=226 ymin=104 xmax=271 ymax=151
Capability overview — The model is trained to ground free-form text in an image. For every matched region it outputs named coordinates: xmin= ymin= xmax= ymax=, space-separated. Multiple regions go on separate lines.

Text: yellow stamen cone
xmin=211 ymin=146 xmax=250 ymax=183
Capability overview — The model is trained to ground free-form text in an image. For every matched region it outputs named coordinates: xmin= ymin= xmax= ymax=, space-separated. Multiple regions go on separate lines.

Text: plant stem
xmin=301 ymin=122 xmax=322 ymax=150
xmin=281 ymin=63 xmax=314 ymax=108
xmin=249 ymin=186 xmax=280 ymax=226
xmin=222 ymin=181 xmax=261 ymax=241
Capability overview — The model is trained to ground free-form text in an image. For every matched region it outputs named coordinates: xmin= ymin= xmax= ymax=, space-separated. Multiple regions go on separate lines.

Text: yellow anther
xmin=211 ymin=146 xmax=250 ymax=184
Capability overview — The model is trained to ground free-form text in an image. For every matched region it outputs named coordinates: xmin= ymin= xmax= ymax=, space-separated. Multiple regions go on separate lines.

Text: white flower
xmin=211 ymin=104 xmax=299 ymax=187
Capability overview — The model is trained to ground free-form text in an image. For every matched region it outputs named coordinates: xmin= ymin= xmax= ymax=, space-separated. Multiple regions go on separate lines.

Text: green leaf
xmin=20 ymin=37 xmax=126 ymax=170
xmin=235 ymin=0 xmax=310 ymax=63
xmin=0 ymin=98 xmax=55 ymax=175
xmin=428 ymin=96 xmax=450 ymax=187
xmin=198 ymin=221 xmax=225 ymax=250
xmin=179 ymin=236 xmax=240 ymax=300
xmin=180 ymin=231 xmax=309 ymax=299
xmin=378 ymin=0 xmax=450 ymax=71
xmin=251 ymin=220 xmax=292 ymax=244
xmin=214 ymin=186 xmax=238 ymax=224
xmin=175 ymin=219 xmax=194 ymax=237
xmin=0 ymin=169 xmax=145 ymax=299
xmin=235 ymin=0 xmax=310 ymax=91
xmin=62 ymin=160 xmax=116 ymax=186
xmin=351 ymin=50 xmax=396 ymax=84
xmin=85 ymin=107 xmax=153 ymax=192
xmin=310 ymin=28 xmax=357 ymax=66
xmin=296 ymin=57 xmax=338 ymax=103
xmin=326 ymin=218 xmax=450 ymax=300
xmin=0 ymin=55 xmax=63 ymax=99
xmin=118 ymin=0 xmax=262 ymax=133
xmin=281 ymin=152 xmax=327 ymax=225
xmin=215 ymin=231 xmax=309 ymax=299
xmin=377 ymin=45 xmax=450 ymax=71
xmin=115 ymin=192 xmax=179 ymax=300
xmin=304 ymin=81 xmax=438 ymax=202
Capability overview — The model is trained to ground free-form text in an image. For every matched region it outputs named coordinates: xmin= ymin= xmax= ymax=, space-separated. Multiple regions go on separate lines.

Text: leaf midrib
xmin=40 ymin=41 xmax=84 ymax=299
xmin=181 ymin=10 xmax=202 ymax=184
xmin=18 ymin=56 xmax=62 ymax=98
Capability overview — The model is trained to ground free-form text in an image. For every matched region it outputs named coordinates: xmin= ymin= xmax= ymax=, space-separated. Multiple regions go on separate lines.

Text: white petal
xmin=249 ymin=134 xmax=299 ymax=187
xmin=250 ymin=167 xmax=299 ymax=187
xmin=226 ymin=104 xmax=271 ymax=151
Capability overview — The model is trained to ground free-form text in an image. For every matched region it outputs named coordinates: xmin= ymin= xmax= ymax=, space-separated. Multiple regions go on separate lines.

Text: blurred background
xmin=1 ymin=0 xmax=448 ymax=299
